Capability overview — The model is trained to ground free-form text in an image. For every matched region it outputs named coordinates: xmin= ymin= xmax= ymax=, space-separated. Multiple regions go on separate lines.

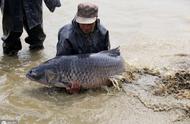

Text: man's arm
xmin=98 ymin=21 xmax=111 ymax=50
xmin=56 ymin=29 xmax=74 ymax=56
xmin=56 ymin=39 xmax=74 ymax=56
xmin=105 ymin=31 xmax=111 ymax=50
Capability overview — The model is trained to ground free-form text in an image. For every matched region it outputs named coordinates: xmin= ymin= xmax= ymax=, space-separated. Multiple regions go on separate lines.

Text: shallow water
xmin=0 ymin=0 xmax=190 ymax=123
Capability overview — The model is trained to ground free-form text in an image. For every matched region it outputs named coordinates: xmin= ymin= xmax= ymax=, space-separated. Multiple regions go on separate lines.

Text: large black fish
xmin=26 ymin=47 xmax=125 ymax=91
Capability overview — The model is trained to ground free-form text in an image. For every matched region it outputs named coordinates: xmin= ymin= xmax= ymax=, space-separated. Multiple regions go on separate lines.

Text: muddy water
xmin=0 ymin=0 xmax=190 ymax=123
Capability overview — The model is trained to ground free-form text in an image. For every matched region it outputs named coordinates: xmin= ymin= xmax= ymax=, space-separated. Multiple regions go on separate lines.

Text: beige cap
xmin=76 ymin=3 xmax=98 ymax=24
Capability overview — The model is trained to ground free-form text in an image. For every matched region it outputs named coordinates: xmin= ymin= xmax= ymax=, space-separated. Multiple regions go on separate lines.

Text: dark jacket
xmin=56 ymin=18 xmax=110 ymax=56
xmin=0 ymin=0 xmax=61 ymax=33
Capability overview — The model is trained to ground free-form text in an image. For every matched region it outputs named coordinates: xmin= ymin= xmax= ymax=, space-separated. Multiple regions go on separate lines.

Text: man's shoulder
xmin=96 ymin=19 xmax=109 ymax=35
xmin=99 ymin=24 xmax=107 ymax=31
xmin=58 ymin=23 xmax=73 ymax=39
xmin=97 ymin=24 xmax=108 ymax=36
xmin=59 ymin=23 xmax=73 ymax=34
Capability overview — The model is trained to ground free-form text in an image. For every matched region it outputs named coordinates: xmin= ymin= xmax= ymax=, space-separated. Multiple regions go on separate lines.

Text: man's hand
xmin=44 ymin=0 xmax=61 ymax=12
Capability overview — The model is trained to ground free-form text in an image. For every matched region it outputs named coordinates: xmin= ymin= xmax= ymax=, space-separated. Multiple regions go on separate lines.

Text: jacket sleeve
xmin=44 ymin=0 xmax=61 ymax=12
xmin=105 ymin=31 xmax=111 ymax=50
xmin=56 ymin=28 xmax=74 ymax=56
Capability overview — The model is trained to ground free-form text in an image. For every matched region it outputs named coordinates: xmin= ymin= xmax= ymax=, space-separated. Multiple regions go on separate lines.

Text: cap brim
xmin=76 ymin=16 xmax=96 ymax=24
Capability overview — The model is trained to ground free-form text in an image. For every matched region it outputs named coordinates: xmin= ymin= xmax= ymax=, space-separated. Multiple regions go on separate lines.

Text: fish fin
xmin=100 ymin=46 xmax=120 ymax=57
xmin=54 ymin=83 xmax=67 ymax=88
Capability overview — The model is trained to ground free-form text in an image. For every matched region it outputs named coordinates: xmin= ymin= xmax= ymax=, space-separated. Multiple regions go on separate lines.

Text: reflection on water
xmin=0 ymin=0 xmax=190 ymax=123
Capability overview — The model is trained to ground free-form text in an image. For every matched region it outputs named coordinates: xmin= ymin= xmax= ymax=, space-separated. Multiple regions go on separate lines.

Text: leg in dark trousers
xmin=24 ymin=24 xmax=46 ymax=50
xmin=24 ymin=19 xmax=46 ymax=50
xmin=2 ymin=32 xmax=22 ymax=56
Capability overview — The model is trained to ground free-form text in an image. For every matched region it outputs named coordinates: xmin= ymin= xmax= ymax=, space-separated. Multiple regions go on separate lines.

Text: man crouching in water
xmin=56 ymin=2 xmax=111 ymax=93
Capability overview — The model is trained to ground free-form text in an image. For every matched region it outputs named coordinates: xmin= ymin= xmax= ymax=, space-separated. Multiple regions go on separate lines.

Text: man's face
xmin=79 ymin=22 xmax=96 ymax=34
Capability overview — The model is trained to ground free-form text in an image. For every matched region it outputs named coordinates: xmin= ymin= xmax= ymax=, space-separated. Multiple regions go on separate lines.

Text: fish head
xmin=26 ymin=64 xmax=58 ymax=85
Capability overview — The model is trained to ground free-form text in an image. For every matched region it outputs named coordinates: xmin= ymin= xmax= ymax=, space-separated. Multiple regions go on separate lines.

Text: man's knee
xmin=24 ymin=25 xmax=46 ymax=50
xmin=25 ymin=25 xmax=46 ymax=45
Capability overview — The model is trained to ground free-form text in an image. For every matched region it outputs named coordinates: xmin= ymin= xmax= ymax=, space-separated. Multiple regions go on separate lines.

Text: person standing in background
xmin=0 ymin=0 xmax=61 ymax=56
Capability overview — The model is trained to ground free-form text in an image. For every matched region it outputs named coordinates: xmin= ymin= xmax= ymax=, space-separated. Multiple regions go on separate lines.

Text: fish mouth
xmin=26 ymin=73 xmax=35 ymax=81
xmin=26 ymin=70 xmax=42 ymax=81
xmin=26 ymin=72 xmax=46 ymax=85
